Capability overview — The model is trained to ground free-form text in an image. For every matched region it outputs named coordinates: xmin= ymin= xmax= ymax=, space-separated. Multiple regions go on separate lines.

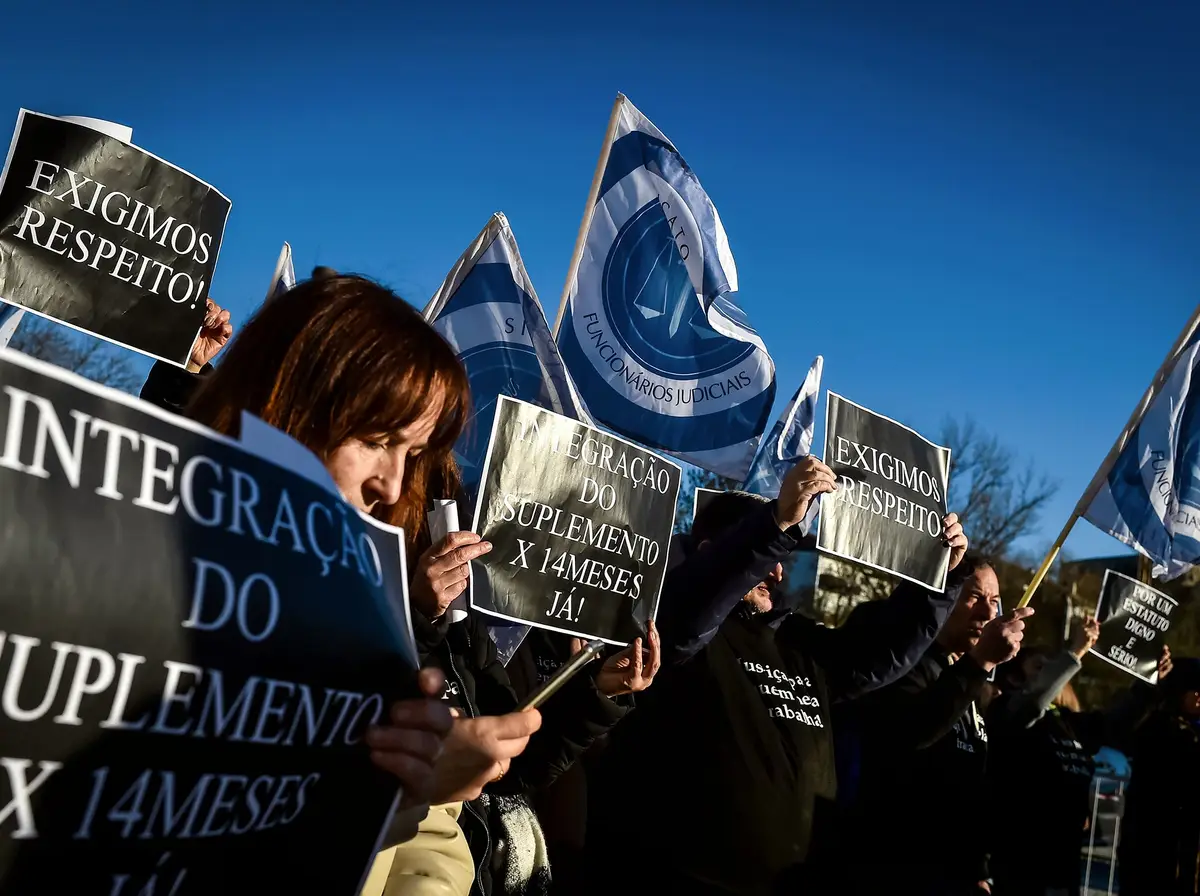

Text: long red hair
xmin=187 ymin=274 xmax=469 ymax=546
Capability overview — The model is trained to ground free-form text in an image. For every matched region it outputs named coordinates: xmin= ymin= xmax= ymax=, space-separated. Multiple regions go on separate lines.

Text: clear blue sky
xmin=2 ymin=0 xmax=1197 ymax=562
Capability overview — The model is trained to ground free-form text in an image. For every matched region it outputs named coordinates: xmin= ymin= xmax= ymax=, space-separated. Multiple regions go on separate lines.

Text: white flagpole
xmin=264 ymin=242 xmax=292 ymax=304
xmin=551 ymin=94 xmax=625 ymax=339
xmin=1018 ymin=302 xmax=1200 ymax=607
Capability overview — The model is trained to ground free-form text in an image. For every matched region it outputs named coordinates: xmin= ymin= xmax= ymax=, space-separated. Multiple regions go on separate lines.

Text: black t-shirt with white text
xmin=591 ymin=605 xmax=836 ymax=894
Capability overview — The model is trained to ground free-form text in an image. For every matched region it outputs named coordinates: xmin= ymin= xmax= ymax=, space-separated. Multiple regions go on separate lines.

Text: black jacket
xmin=986 ymin=651 xmax=1158 ymax=894
xmin=1119 ymin=708 xmax=1200 ymax=896
xmin=838 ymin=643 xmax=992 ymax=892
xmin=140 ymin=360 xmax=211 ymax=414
xmin=413 ymin=602 xmax=626 ymax=896
xmin=586 ymin=501 xmax=957 ymax=895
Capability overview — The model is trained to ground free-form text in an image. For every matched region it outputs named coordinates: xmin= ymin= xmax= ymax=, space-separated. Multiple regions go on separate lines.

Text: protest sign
xmin=470 ymin=396 xmax=681 ymax=645
xmin=818 ymin=392 xmax=952 ymax=591
xmin=0 ymin=348 xmax=416 ymax=894
xmin=1089 ymin=569 xmax=1176 ymax=683
xmin=0 ymin=110 xmax=231 ymax=366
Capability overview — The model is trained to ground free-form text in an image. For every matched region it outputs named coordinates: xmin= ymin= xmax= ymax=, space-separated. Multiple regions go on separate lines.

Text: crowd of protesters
xmin=113 ymin=270 xmax=1200 ymax=896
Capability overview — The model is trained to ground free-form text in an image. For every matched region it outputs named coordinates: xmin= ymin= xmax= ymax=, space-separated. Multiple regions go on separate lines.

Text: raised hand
xmin=1158 ymin=644 xmax=1173 ymax=681
xmin=942 ymin=513 xmax=968 ymax=571
xmin=188 ymin=299 xmax=232 ymax=371
xmin=1069 ymin=617 xmax=1101 ymax=659
xmin=969 ymin=607 xmax=1035 ymax=671
xmin=776 ymin=457 xmax=838 ymax=531
xmin=595 ymin=620 xmax=662 ymax=697
xmin=412 ymin=531 xmax=492 ymax=619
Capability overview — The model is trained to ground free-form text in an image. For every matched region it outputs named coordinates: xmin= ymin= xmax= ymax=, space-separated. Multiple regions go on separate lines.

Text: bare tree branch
xmin=8 ymin=317 xmax=141 ymax=395
xmin=943 ymin=415 xmax=1059 ymax=558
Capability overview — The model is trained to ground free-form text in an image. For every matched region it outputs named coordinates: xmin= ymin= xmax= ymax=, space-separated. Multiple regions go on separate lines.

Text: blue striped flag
xmin=742 ymin=355 xmax=823 ymax=500
xmin=0 ymin=303 xmax=24 ymax=350
xmin=1081 ymin=306 xmax=1200 ymax=580
xmin=555 ymin=94 xmax=775 ymax=481
xmin=265 ymin=242 xmax=296 ymax=302
xmin=425 ymin=212 xmax=585 ymax=506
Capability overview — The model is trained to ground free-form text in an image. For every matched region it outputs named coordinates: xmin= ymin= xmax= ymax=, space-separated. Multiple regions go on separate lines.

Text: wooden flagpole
xmin=551 ymin=94 xmax=625 ymax=339
xmin=1017 ymin=302 xmax=1200 ymax=607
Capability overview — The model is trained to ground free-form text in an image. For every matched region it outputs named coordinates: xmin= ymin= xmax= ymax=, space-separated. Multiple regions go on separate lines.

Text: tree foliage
xmin=7 ymin=317 xmax=141 ymax=394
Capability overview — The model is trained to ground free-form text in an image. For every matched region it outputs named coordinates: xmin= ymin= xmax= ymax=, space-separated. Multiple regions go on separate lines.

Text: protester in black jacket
xmin=988 ymin=623 xmax=1176 ymax=896
xmin=986 ymin=624 xmax=1170 ymax=896
xmin=410 ymin=596 xmax=653 ymax=896
xmin=1119 ymin=656 xmax=1200 ymax=896
xmin=504 ymin=629 xmax=610 ymax=896
xmin=986 ymin=622 xmax=1099 ymax=896
xmin=838 ymin=555 xmax=1032 ymax=895
xmin=585 ymin=457 xmax=971 ymax=895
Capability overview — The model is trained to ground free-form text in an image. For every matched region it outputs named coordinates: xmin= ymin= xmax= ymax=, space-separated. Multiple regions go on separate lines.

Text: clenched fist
xmin=776 ymin=457 xmax=838 ymax=531
xmin=969 ymin=607 xmax=1035 ymax=671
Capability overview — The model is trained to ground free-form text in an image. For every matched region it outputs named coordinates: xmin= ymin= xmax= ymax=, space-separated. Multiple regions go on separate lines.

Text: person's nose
xmin=372 ymin=449 xmax=406 ymax=508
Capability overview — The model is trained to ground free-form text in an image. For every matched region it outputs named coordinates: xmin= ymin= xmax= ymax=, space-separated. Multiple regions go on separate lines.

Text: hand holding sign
xmin=775 ymin=457 xmax=837 ymax=531
xmin=187 ymin=298 xmax=233 ymax=372
xmin=943 ymin=513 xmax=968 ymax=571
xmin=414 ymin=532 xmax=493 ymax=619
xmin=366 ymin=669 xmax=455 ymax=804
xmin=1069 ymin=617 xmax=1102 ymax=659
xmin=594 ymin=620 xmax=662 ymax=696
xmin=1158 ymin=645 xmax=1173 ymax=681
xmin=969 ymin=607 xmax=1035 ymax=671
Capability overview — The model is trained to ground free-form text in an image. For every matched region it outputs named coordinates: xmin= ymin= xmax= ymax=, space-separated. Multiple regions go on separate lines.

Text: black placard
xmin=0 ymin=110 xmax=231 ymax=366
xmin=0 ymin=348 xmax=415 ymax=894
xmin=470 ymin=396 xmax=681 ymax=645
xmin=818 ymin=392 xmax=952 ymax=591
xmin=1090 ymin=569 xmax=1176 ymax=683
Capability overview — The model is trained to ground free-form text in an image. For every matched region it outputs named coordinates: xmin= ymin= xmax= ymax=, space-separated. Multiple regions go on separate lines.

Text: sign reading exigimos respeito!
xmin=0 ymin=109 xmax=231 ymax=365
xmin=819 ymin=392 xmax=952 ymax=591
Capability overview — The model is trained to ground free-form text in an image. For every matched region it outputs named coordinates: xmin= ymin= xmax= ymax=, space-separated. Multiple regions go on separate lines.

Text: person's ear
xmin=696 ymin=538 xmax=713 ymax=552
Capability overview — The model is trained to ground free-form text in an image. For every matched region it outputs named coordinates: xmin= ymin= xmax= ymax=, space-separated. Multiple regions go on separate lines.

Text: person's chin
xmin=748 ymin=592 xmax=773 ymax=614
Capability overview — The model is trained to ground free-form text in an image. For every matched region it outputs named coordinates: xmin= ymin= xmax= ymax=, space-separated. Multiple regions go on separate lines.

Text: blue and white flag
xmin=0 ymin=303 xmax=24 ymax=349
xmin=555 ymin=94 xmax=775 ymax=481
xmin=425 ymin=212 xmax=585 ymax=505
xmin=1081 ymin=306 xmax=1200 ymax=580
xmin=742 ymin=355 xmax=823 ymax=499
xmin=265 ymin=242 xmax=296 ymax=302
